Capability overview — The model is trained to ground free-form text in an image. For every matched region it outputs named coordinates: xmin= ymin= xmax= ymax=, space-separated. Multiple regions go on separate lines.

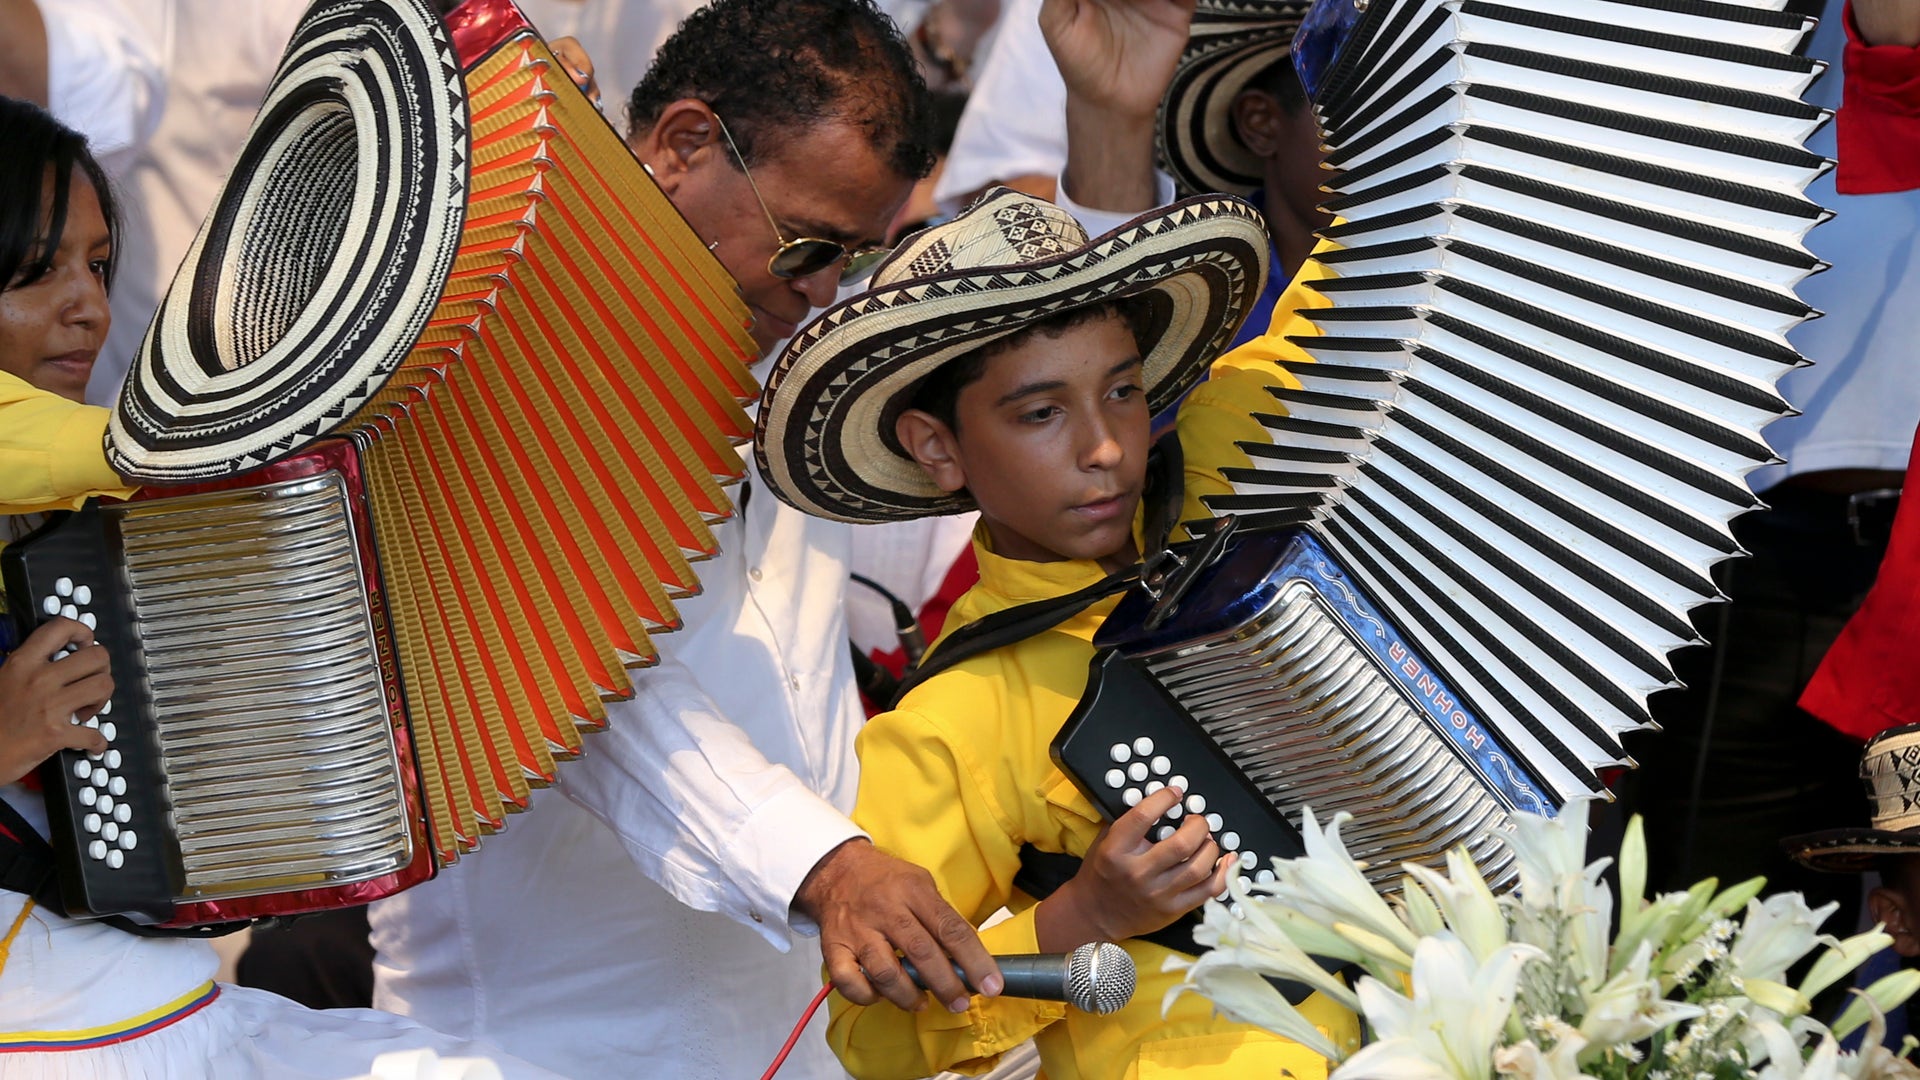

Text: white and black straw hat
xmin=1785 ymin=724 xmax=1920 ymax=873
xmin=106 ymin=0 xmax=469 ymax=482
xmin=753 ymin=187 xmax=1270 ymax=524
xmin=1158 ymin=0 xmax=1314 ymax=197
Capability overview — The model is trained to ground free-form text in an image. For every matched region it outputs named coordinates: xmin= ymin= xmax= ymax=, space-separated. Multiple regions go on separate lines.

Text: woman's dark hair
xmin=0 ymin=96 xmax=120 ymax=292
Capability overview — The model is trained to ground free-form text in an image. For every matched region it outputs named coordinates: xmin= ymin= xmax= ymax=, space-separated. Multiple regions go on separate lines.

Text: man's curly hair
xmin=626 ymin=0 xmax=938 ymax=181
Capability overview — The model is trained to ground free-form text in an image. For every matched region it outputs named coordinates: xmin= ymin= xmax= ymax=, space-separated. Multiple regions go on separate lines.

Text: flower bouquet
xmin=1170 ymin=805 xmax=1920 ymax=1080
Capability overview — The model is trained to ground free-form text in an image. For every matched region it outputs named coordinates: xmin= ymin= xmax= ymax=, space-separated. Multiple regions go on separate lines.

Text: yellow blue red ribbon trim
xmin=0 ymin=980 xmax=219 ymax=1052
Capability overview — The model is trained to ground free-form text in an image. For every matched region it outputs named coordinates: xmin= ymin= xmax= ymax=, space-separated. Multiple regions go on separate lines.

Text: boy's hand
xmin=1042 ymin=0 xmax=1195 ymax=212
xmin=0 ymin=618 xmax=112 ymax=785
xmin=1039 ymin=785 xmax=1231 ymax=951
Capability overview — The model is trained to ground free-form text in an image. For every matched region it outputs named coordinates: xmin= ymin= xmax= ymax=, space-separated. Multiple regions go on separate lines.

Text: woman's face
xmin=0 ymin=168 xmax=111 ymax=403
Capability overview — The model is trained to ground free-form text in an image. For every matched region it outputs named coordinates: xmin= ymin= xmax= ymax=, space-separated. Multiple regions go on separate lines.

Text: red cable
xmin=760 ymin=982 xmax=834 ymax=1080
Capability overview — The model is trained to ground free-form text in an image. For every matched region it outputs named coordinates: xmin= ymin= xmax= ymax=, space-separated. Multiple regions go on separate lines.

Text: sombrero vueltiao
xmin=754 ymin=187 xmax=1270 ymax=524
xmin=106 ymin=0 xmax=468 ymax=482
xmin=1158 ymin=0 xmax=1314 ymax=198
xmin=1784 ymin=723 xmax=1920 ymax=873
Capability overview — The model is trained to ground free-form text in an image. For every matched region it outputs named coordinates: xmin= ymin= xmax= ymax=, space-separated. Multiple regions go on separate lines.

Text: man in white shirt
xmin=368 ymin=2 xmax=1007 ymax=1076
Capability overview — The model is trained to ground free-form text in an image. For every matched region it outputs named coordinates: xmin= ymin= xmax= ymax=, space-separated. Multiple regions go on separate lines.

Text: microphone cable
xmin=759 ymin=982 xmax=833 ymax=1080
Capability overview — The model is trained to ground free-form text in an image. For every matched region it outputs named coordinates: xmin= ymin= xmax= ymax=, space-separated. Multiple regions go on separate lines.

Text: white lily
xmin=1733 ymin=894 xmax=1840 ymax=983
xmin=1191 ymin=879 xmax=1361 ymax=1010
xmin=1832 ymin=971 xmax=1920 ymax=1042
xmin=1492 ymin=1035 xmax=1590 ymax=1080
xmin=1172 ymin=955 xmax=1343 ymax=1060
xmin=1499 ymin=800 xmax=1591 ymax=911
xmin=1574 ymin=940 xmax=1704 ymax=1049
xmin=1333 ymin=934 xmax=1542 ymax=1080
xmin=1269 ymin=809 xmax=1422 ymax=959
xmin=1753 ymin=1019 xmax=1845 ymax=1080
xmin=1403 ymin=849 xmax=1508 ymax=963
xmin=1801 ymin=929 xmax=1896 ymax=1001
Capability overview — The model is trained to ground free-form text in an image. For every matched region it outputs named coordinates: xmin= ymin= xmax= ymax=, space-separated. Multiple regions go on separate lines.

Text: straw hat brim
xmin=1783 ymin=827 xmax=1920 ymax=874
xmin=1159 ymin=10 xmax=1310 ymax=197
xmin=107 ymin=0 xmax=468 ymax=482
xmin=754 ymin=195 xmax=1270 ymax=524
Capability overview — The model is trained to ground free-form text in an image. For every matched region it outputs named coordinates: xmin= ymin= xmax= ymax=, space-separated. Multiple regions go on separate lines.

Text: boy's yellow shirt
xmin=827 ymin=257 xmax=1355 ymax=1080
xmin=0 ymin=370 xmax=137 ymax=515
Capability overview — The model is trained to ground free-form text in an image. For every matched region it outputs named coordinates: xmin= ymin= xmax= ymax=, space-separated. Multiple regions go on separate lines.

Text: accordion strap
xmin=884 ymin=435 xmax=1187 ymax=709
xmin=0 ymin=794 xmax=246 ymax=939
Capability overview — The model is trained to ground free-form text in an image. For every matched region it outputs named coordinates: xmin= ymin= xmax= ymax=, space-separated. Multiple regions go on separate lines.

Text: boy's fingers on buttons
xmin=1115 ymin=785 xmax=1183 ymax=841
xmin=27 ymin=616 xmax=95 ymax=653
xmin=62 ymin=725 xmax=109 ymax=756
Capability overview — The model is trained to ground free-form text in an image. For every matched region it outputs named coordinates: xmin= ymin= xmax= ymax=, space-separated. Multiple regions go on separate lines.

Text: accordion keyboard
xmin=3 ymin=458 xmax=418 ymax=922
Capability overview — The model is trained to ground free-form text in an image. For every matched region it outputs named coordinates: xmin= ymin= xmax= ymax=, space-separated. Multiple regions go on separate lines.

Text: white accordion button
xmin=60 ymin=604 xmax=77 ymax=620
xmin=1185 ymin=794 xmax=1206 ymax=814
xmin=1144 ymin=780 xmax=1164 ymax=796
xmin=1132 ymin=737 xmax=1154 ymax=756
xmin=78 ymin=786 xmax=96 ymax=807
xmin=100 ymin=721 xmax=116 ymax=741
xmin=1122 ymin=787 xmax=1142 ymax=807
xmin=1206 ymin=813 xmax=1223 ymax=832
xmin=96 ymin=794 xmax=114 ymax=814
xmin=73 ymin=760 xmax=91 ymax=780
xmin=1168 ymin=775 xmax=1188 ymax=793
xmin=1104 ymin=769 xmax=1125 ymax=789
xmin=90 ymin=770 xmax=108 ymax=789
xmin=83 ymin=813 xmax=101 ymax=833
xmin=1108 ymin=743 xmax=1131 ymax=763
xmin=113 ymin=804 xmax=130 ymax=824
xmin=42 ymin=595 xmax=60 ymax=616
xmin=1221 ymin=831 xmax=1240 ymax=851
xmin=119 ymin=830 xmax=136 ymax=850
xmin=79 ymin=612 xmax=97 ymax=630
xmin=100 ymin=699 xmax=111 ymax=715
xmin=108 ymin=776 xmax=125 ymax=796
xmin=1255 ymin=869 xmax=1275 ymax=885
xmin=1149 ymin=756 xmax=1170 ymax=776
xmin=54 ymin=577 xmax=72 ymax=597
xmin=87 ymin=749 xmax=102 ymax=762
xmin=1165 ymin=803 xmax=1183 ymax=820
xmin=101 ymin=822 xmax=120 ymax=842
xmin=87 ymin=839 xmax=106 ymax=860
xmin=1127 ymin=762 xmax=1149 ymax=782
xmin=1238 ymin=851 xmax=1257 ymax=870
xmin=73 ymin=584 xmax=91 ymax=605
xmin=104 ymin=749 xmax=121 ymax=769
xmin=106 ymin=849 xmax=124 ymax=869
xmin=83 ymin=716 xmax=99 ymax=729
xmin=1154 ymin=825 xmax=1175 ymax=841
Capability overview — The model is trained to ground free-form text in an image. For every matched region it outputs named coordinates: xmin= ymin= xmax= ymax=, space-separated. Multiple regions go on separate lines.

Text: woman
xmin=0 ymin=96 xmax=552 ymax=1080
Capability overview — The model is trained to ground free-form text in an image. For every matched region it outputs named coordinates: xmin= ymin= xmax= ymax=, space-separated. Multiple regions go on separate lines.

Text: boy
xmin=753 ymin=186 xmax=1357 ymax=1079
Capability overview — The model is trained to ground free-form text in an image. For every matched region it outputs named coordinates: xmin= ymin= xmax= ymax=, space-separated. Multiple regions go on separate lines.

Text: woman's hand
xmin=0 ymin=618 xmax=112 ymax=785
xmin=1037 ymin=784 xmax=1232 ymax=951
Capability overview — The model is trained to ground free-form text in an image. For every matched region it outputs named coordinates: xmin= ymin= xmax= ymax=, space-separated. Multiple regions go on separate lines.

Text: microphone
xmin=900 ymin=943 xmax=1136 ymax=1015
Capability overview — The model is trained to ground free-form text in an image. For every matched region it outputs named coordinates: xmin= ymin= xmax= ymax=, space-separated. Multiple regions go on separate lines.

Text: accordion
xmin=1 ymin=0 xmax=757 ymax=925
xmin=1057 ymin=0 xmax=1827 ymax=893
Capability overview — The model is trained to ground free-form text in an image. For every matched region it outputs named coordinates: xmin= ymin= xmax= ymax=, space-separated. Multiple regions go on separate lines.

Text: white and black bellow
xmin=1209 ymin=0 xmax=1830 ymax=805
xmin=106 ymin=0 xmax=468 ymax=482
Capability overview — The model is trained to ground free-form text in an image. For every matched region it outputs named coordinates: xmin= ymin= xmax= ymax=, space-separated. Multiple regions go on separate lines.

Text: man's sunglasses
xmin=712 ymin=112 xmax=891 ymax=285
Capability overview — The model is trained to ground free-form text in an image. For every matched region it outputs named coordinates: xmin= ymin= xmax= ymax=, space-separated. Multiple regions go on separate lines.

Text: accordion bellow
xmin=353 ymin=31 xmax=759 ymax=863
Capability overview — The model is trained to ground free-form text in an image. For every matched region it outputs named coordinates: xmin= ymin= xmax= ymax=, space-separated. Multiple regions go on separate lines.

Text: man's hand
xmin=1041 ymin=0 xmax=1196 ymax=212
xmin=1854 ymin=0 xmax=1920 ymax=47
xmin=795 ymin=838 xmax=1003 ymax=1014
xmin=550 ymin=36 xmax=601 ymax=105
xmin=0 ymin=619 xmax=112 ymax=785
xmin=1035 ymin=785 xmax=1231 ymax=952
xmin=1040 ymin=0 xmax=1195 ymax=123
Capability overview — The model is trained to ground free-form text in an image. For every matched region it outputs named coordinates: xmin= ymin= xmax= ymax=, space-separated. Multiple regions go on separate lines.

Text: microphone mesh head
xmin=1066 ymin=942 xmax=1136 ymax=1014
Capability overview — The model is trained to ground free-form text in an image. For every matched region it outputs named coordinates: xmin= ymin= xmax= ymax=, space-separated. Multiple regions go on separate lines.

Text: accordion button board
xmin=1060 ymin=528 xmax=1555 ymax=894
xmin=3 ymin=504 xmax=180 ymax=921
xmin=1057 ymin=662 xmax=1306 ymax=902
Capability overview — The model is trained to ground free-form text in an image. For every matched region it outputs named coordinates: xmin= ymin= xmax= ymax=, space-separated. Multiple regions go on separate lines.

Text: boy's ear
xmin=1869 ymin=884 xmax=1920 ymax=957
xmin=895 ymin=408 xmax=968 ymax=494
xmin=1229 ymin=89 xmax=1284 ymax=159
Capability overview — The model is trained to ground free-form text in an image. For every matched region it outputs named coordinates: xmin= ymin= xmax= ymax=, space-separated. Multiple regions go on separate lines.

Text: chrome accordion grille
xmin=116 ymin=474 xmax=411 ymax=899
xmin=1136 ymin=578 xmax=1519 ymax=890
